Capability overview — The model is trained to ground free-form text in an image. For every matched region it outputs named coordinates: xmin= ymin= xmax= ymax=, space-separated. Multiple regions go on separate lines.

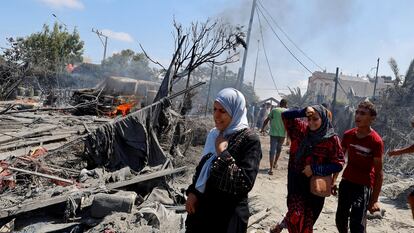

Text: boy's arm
xmin=332 ymin=146 xmax=346 ymax=195
xmin=369 ymin=156 xmax=384 ymax=213
xmin=388 ymin=144 xmax=414 ymax=156
xmin=261 ymin=117 xmax=270 ymax=132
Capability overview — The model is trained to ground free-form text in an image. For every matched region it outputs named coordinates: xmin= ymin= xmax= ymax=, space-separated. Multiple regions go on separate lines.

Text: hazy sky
xmin=1 ymin=0 xmax=414 ymax=100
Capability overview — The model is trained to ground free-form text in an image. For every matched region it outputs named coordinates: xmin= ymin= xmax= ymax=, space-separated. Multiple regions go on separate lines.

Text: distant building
xmin=307 ymin=71 xmax=393 ymax=104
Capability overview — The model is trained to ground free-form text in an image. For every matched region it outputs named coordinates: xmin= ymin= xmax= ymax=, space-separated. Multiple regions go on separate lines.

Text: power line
xmin=256 ymin=9 xmax=282 ymax=96
xmin=337 ymin=79 xmax=348 ymax=94
xmin=257 ymin=2 xmax=349 ymax=98
xmin=257 ymin=0 xmax=324 ymax=71
xmin=256 ymin=5 xmax=313 ymax=74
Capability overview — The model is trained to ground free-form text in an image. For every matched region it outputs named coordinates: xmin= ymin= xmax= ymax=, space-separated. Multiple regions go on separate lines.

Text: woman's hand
xmin=305 ymin=107 xmax=315 ymax=117
xmin=216 ymin=133 xmax=228 ymax=155
xmin=185 ymin=193 xmax=198 ymax=215
xmin=302 ymin=165 xmax=313 ymax=177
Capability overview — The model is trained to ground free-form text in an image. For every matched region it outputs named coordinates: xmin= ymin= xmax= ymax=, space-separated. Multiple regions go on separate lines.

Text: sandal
xmin=268 ymin=170 xmax=273 ymax=175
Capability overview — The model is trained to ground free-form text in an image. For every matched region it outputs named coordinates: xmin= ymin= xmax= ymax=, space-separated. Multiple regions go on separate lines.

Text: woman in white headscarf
xmin=185 ymin=88 xmax=262 ymax=233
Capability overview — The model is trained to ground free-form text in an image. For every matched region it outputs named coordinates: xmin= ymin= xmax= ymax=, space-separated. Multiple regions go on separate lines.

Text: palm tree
xmin=403 ymin=59 xmax=414 ymax=89
xmin=388 ymin=57 xmax=401 ymax=86
xmin=281 ymin=87 xmax=312 ymax=108
xmin=386 ymin=57 xmax=414 ymax=103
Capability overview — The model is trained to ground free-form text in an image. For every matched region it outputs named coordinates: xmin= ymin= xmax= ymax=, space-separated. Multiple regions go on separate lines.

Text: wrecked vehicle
xmin=71 ymin=76 xmax=160 ymax=117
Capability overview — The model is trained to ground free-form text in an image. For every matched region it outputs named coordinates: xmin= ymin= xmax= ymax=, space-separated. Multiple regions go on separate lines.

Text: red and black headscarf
xmin=295 ymin=105 xmax=336 ymax=161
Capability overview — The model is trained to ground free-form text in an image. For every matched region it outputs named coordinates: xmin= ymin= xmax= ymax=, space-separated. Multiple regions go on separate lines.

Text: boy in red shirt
xmin=335 ymin=100 xmax=384 ymax=233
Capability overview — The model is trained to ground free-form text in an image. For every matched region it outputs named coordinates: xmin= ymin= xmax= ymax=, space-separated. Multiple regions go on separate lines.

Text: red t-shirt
xmin=341 ymin=128 xmax=384 ymax=188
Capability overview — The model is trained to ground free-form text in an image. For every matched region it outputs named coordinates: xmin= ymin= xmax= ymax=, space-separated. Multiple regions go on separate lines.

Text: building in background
xmin=307 ymin=71 xmax=393 ymax=104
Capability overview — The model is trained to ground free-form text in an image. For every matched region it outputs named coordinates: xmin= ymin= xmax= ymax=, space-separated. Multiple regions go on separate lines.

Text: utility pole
xmin=237 ymin=0 xmax=258 ymax=90
xmin=223 ymin=66 xmax=227 ymax=87
xmin=92 ymin=28 xmax=108 ymax=63
xmin=372 ymin=58 xmax=380 ymax=100
xmin=252 ymin=39 xmax=260 ymax=90
xmin=205 ymin=62 xmax=215 ymax=116
xmin=331 ymin=67 xmax=339 ymax=121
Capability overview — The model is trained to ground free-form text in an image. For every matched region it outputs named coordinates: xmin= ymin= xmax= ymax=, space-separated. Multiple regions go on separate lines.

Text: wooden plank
xmin=0 ymin=116 xmax=34 ymax=124
xmin=0 ymin=141 xmax=68 ymax=160
xmin=4 ymin=107 xmax=76 ymax=114
xmin=0 ymin=134 xmax=71 ymax=151
xmin=8 ymin=166 xmax=74 ymax=185
xmin=0 ymin=166 xmax=187 ymax=219
xmin=0 ymin=193 xmax=80 ymax=220
xmin=107 ymin=166 xmax=187 ymax=190
xmin=0 ymin=125 xmax=58 ymax=145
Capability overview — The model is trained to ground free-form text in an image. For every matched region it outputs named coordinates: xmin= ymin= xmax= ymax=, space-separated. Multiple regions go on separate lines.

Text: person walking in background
xmin=185 ymin=88 xmax=262 ymax=233
xmin=253 ymin=103 xmax=260 ymax=129
xmin=334 ymin=100 xmax=384 ymax=233
xmin=388 ymin=116 xmax=414 ymax=219
xmin=255 ymin=104 xmax=266 ymax=130
xmin=256 ymin=102 xmax=271 ymax=130
xmin=271 ymin=105 xmax=345 ymax=233
xmin=247 ymin=103 xmax=256 ymax=128
xmin=261 ymin=99 xmax=288 ymax=175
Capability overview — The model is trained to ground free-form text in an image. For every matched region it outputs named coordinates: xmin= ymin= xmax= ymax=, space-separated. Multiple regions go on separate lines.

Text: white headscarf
xmin=195 ymin=88 xmax=249 ymax=193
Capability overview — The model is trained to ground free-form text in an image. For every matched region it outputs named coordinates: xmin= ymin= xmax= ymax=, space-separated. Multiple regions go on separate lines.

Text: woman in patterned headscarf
xmin=271 ymin=105 xmax=345 ymax=233
xmin=185 ymin=88 xmax=262 ymax=233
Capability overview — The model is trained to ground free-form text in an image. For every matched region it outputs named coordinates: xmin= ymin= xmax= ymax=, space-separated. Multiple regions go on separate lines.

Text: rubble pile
xmin=368 ymin=95 xmax=414 ymax=206
xmin=0 ymin=91 xmax=198 ymax=232
xmin=376 ymin=105 xmax=414 ymax=179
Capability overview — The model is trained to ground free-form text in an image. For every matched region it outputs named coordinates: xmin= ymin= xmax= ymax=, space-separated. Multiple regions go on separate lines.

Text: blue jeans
xmin=269 ymin=136 xmax=285 ymax=159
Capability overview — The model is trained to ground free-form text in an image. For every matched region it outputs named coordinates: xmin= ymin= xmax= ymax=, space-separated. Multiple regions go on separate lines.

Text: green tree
xmin=402 ymin=59 xmax=414 ymax=89
xmin=102 ymin=49 xmax=156 ymax=81
xmin=3 ymin=22 xmax=84 ymax=74
xmin=384 ymin=58 xmax=414 ymax=104
xmin=1 ymin=22 xmax=84 ymax=92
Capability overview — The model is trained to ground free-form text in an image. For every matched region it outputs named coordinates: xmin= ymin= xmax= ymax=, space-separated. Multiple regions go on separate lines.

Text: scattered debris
xmin=91 ymin=191 xmax=137 ymax=218
xmin=0 ymin=75 xmax=204 ymax=232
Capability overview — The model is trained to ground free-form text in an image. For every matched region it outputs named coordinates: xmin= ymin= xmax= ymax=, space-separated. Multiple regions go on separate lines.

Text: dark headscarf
xmin=295 ymin=105 xmax=336 ymax=161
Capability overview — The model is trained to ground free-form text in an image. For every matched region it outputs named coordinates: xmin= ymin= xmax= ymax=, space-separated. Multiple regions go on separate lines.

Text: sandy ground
xmin=247 ymin=135 xmax=414 ymax=233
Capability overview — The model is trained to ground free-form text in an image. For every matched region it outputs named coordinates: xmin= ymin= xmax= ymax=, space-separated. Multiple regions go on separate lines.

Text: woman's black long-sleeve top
xmin=186 ymin=128 xmax=262 ymax=233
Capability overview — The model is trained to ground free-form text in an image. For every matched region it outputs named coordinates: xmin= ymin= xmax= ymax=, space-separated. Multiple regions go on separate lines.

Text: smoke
xmin=312 ymin=0 xmax=356 ymax=26
xmin=215 ymin=0 xmax=357 ymax=49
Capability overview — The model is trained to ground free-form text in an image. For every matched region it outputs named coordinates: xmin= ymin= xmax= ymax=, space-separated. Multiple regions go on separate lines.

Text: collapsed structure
xmin=0 ymin=69 xmax=207 ymax=232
